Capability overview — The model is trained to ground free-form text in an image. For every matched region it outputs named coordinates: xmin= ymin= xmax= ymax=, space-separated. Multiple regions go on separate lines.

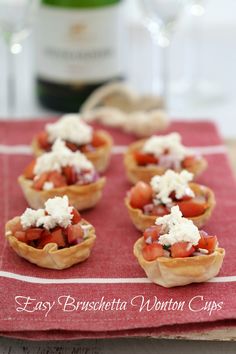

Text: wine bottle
xmin=35 ymin=0 xmax=124 ymax=112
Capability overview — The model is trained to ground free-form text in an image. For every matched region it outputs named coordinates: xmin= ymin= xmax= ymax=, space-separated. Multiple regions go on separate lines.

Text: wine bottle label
xmin=36 ymin=3 xmax=124 ymax=84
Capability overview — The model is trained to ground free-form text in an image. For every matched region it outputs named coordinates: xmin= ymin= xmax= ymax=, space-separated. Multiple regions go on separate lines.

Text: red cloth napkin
xmin=0 ymin=120 xmax=236 ymax=340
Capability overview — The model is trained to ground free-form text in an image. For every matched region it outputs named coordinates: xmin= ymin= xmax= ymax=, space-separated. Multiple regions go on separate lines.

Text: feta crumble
xmin=46 ymin=114 xmax=93 ymax=145
xmin=156 ymin=206 xmax=200 ymax=246
xmin=43 ymin=181 xmax=54 ymax=191
xmin=142 ymin=133 xmax=191 ymax=168
xmin=150 ymin=170 xmax=195 ymax=205
xmin=34 ymin=138 xmax=94 ymax=177
xmin=20 ymin=196 xmax=73 ymax=230
xmin=20 ymin=208 xmax=45 ymax=230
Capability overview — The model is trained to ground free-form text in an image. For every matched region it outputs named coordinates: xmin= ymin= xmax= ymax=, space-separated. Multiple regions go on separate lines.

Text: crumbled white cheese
xmin=20 ymin=208 xmax=45 ymax=230
xmin=43 ymin=181 xmax=54 ymax=191
xmin=46 ymin=114 xmax=93 ymax=145
xmin=34 ymin=139 xmax=94 ymax=177
xmin=20 ymin=196 xmax=73 ymax=230
xmin=36 ymin=215 xmax=57 ymax=230
xmin=150 ymin=170 xmax=195 ymax=205
xmin=142 ymin=133 xmax=190 ymax=163
xmin=156 ymin=206 xmax=200 ymax=246
xmin=198 ymin=248 xmax=209 ymax=254
xmin=81 ymin=224 xmax=92 ymax=238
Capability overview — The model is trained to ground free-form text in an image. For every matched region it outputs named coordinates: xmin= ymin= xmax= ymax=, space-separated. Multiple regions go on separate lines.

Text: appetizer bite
xmin=5 ymin=196 xmax=96 ymax=269
xmin=19 ymin=139 xmax=106 ymax=210
xmin=134 ymin=206 xmax=225 ymax=288
xmin=125 ymin=170 xmax=215 ymax=231
xmin=124 ymin=132 xmax=207 ymax=184
xmin=32 ymin=114 xmax=113 ymax=173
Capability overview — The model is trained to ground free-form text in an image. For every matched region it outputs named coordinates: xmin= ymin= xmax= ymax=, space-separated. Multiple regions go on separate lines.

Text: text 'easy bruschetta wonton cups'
xmin=5 ymin=196 xmax=96 ymax=269
xmin=134 ymin=206 xmax=225 ymax=288
xmin=32 ymin=114 xmax=113 ymax=173
xmin=124 ymin=132 xmax=207 ymax=184
xmin=19 ymin=139 xmax=106 ymax=210
xmin=125 ymin=170 xmax=215 ymax=231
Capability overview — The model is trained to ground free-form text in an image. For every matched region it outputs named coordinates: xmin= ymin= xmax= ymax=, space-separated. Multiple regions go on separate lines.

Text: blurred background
xmin=0 ymin=0 xmax=235 ymax=140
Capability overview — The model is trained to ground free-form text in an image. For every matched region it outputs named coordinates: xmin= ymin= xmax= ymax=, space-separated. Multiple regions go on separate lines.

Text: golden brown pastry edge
xmin=5 ymin=217 xmax=96 ymax=270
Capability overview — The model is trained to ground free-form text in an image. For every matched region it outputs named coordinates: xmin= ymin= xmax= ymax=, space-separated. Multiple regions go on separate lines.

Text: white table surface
xmin=1 ymin=1 xmax=236 ymax=352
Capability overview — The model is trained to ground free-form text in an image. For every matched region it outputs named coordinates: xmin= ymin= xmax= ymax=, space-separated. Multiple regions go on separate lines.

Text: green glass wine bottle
xmin=35 ymin=0 xmax=124 ymax=112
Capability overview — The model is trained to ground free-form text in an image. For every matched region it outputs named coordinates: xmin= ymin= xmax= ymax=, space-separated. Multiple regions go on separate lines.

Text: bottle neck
xmin=41 ymin=0 xmax=122 ymax=8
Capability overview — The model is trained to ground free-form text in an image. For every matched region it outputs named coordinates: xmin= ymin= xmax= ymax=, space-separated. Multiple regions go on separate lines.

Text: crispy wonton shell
xmin=32 ymin=129 xmax=113 ymax=173
xmin=5 ymin=217 xmax=96 ymax=270
xmin=134 ymin=237 xmax=225 ymax=288
xmin=125 ymin=182 xmax=216 ymax=232
xmin=18 ymin=175 xmax=106 ymax=211
xmin=124 ymin=139 xmax=208 ymax=184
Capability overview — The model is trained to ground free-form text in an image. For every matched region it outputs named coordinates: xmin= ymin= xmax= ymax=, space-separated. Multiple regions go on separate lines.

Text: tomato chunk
xmin=37 ymin=131 xmax=50 ymax=150
xmin=38 ymin=228 xmax=66 ymax=248
xmin=91 ymin=132 xmax=105 ymax=147
xmin=23 ymin=159 xmax=36 ymax=180
xmin=151 ymin=205 xmax=169 ymax=216
xmin=62 ymin=165 xmax=77 ymax=185
xmin=170 ymin=242 xmax=195 ymax=258
xmin=197 ymin=234 xmax=217 ymax=253
xmin=67 ymin=224 xmax=84 ymax=245
xmin=71 ymin=208 xmax=81 ymax=224
xmin=33 ymin=172 xmax=50 ymax=190
xmin=169 ymin=190 xmax=193 ymax=202
xmin=182 ymin=156 xmax=196 ymax=168
xmin=14 ymin=231 xmax=27 ymax=243
xmin=142 ymin=243 xmax=164 ymax=261
xmin=134 ymin=151 xmax=158 ymax=166
xmin=129 ymin=181 xmax=153 ymax=209
xmin=26 ymin=228 xmax=43 ymax=241
xmin=48 ymin=171 xmax=67 ymax=188
xmin=176 ymin=201 xmax=207 ymax=217
xmin=143 ymin=225 xmax=162 ymax=243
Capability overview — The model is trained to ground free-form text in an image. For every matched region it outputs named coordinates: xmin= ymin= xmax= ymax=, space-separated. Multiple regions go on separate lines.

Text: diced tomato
xmin=14 ymin=231 xmax=27 ymax=243
xmin=65 ymin=141 xmax=78 ymax=152
xmin=182 ymin=156 xmax=196 ymax=168
xmin=67 ymin=224 xmax=84 ymax=245
xmin=142 ymin=243 xmax=164 ymax=261
xmin=38 ymin=228 xmax=66 ymax=248
xmin=23 ymin=159 xmax=36 ymax=180
xmin=48 ymin=171 xmax=67 ymax=188
xmin=197 ymin=234 xmax=217 ymax=253
xmin=62 ymin=165 xmax=77 ymax=185
xmin=37 ymin=131 xmax=51 ymax=150
xmin=33 ymin=172 xmax=50 ymax=190
xmin=51 ymin=228 xmax=66 ymax=247
xmin=91 ymin=132 xmax=105 ymax=147
xmin=181 ymin=194 xmax=193 ymax=201
xmin=143 ymin=225 xmax=162 ymax=242
xmin=26 ymin=228 xmax=43 ymax=241
xmin=170 ymin=242 xmax=195 ymax=258
xmin=134 ymin=151 xmax=158 ymax=166
xmin=129 ymin=181 xmax=153 ymax=209
xmin=176 ymin=200 xmax=207 ymax=217
xmin=71 ymin=208 xmax=81 ymax=224
xmin=169 ymin=191 xmax=193 ymax=202
xmin=151 ymin=205 xmax=169 ymax=216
